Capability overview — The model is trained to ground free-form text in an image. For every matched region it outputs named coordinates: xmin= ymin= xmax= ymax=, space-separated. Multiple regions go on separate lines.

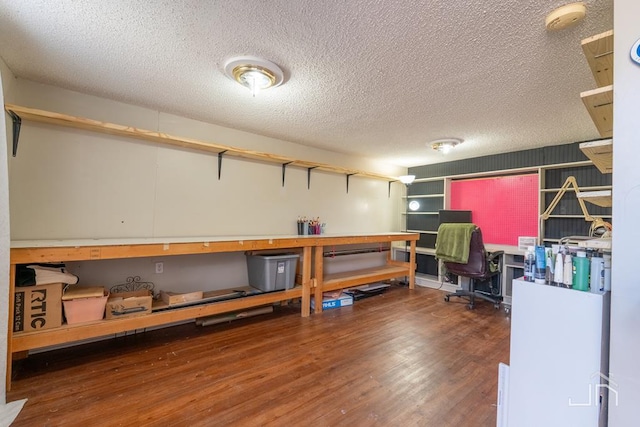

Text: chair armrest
xmin=486 ymin=250 xmax=504 ymax=262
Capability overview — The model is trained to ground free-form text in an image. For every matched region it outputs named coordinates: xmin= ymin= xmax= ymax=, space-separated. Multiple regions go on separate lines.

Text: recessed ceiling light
xmin=429 ymin=138 xmax=463 ymax=154
xmin=545 ymin=2 xmax=586 ymax=31
xmin=224 ymin=56 xmax=284 ymax=96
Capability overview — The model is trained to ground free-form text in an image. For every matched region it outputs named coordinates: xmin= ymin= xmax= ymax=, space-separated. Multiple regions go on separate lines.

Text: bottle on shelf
xmin=590 ymin=255 xmax=605 ymax=293
xmin=534 ymin=245 xmax=547 ymax=284
xmin=524 ymin=246 xmax=535 ymax=282
xmin=563 ymin=254 xmax=573 ymax=288
xmin=572 ymin=251 xmax=590 ymax=291
xmin=553 ymin=251 xmax=564 ymax=286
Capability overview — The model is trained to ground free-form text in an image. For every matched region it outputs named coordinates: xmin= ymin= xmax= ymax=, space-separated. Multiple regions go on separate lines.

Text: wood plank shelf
xmin=12 ymin=286 xmax=303 ymax=352
xmin=581 ymin=30 xmax=614 ymax=87
xmin=4 ymin=103 xmax=397 ymax=183
xmin=581 ymin=85 xmax=613 ymax=138
xmin=322 ymin=265 xmax=410 ymax=292
xmin=580 ymin=139 xmax=612 ymax=174
xmin=577 ymin=190 xmax=612 ymax=207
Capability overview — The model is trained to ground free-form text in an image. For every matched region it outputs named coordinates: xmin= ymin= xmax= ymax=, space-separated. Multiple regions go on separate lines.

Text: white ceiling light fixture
xmin=545 ymin=2 xmax=586 ymax=31
xmin=399 ymin=175 xmax=416 ymax=185
xmin=224 ymin=56 xmax=284 ymax=96
xmin=430 ymin=138 xmax=463 ymax=154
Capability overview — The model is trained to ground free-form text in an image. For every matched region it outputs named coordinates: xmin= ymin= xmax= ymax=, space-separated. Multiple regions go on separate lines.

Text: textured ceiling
xmin=0 ymin=0 xmax=613 ymax=167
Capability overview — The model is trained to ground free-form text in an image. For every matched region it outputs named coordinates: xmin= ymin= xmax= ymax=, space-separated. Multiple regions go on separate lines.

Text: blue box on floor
xmin=311 ymin=293 xmax=353 ymax=311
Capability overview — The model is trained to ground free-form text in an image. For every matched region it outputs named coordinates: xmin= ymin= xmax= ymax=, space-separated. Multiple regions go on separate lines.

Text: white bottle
xmin=524 ymin=246 xmax=535 ymax=282
xmin=603 ymin=254 xmax=612 ymax=291
xmin=563 ymin=254 xmax=573 ymax=287
xmin=554 ymin=252 xmax=564 ymax=285
xmin=590 ymin=256 xmax=605 ymax=293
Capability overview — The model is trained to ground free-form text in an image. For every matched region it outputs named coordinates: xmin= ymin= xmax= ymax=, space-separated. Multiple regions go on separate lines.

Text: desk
xmin=7 ymin=232 xmax=418 ymax=389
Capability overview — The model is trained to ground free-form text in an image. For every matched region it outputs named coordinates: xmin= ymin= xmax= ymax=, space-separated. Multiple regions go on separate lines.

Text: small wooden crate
xmin=160 ymin=290 xmax=204 ymax=306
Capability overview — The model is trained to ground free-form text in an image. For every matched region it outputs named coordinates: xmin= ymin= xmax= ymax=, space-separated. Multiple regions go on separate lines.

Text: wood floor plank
xmin=8 ymin=285 xmax=510 ymax=426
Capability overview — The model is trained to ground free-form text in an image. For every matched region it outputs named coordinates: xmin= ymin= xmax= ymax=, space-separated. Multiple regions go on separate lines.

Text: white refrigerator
xmin=506 ymin=278 xmax=610 ymax=426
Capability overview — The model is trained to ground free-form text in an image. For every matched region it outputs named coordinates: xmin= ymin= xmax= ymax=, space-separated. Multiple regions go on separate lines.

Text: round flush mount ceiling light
xmin=224 ymin=56 xmax=284 ymax=96
xmin=430 ymin=138 xmax=463 ymax=154
xmin=545 ymin=2 xmax=586 ymax=31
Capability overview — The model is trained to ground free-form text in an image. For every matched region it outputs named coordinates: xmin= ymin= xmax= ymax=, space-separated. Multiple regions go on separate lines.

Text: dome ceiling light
xmin=224 ymin=56 xmax=284 ymax=97
xmin=430 ymin=138 xmax=463 ymax=154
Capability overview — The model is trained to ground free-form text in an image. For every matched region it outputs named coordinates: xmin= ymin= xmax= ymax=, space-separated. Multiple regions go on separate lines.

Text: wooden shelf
xmin=577 ymin=190 xmax=612 ymax=207
xmin=12 ymin=287 xmax=303 ymax=352
xmin=580 ymin=139 xmax=612 ymax=174
xmin=4 ymin=103 xmax=397 ymax=183
xmin=581 ymin=30 xmax=614 ymax=87
xmin=581 ymin=85 xmax=613 ymax=138
xmin=322 ymin=265 xmax=409 ymax=293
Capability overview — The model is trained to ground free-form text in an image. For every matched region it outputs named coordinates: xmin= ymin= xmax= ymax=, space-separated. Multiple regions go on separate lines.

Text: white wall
xmin=1 ymin=57 xmax=18 ymax=403
xmin=9 ymin=80 xmax=405 ymax=240
xmin=609 ymin=0 xmax=640 ymax=425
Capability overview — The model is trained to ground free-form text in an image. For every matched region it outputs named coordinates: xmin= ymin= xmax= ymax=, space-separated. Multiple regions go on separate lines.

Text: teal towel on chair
xmin=435 ymin=223 xmax=477 ymax=264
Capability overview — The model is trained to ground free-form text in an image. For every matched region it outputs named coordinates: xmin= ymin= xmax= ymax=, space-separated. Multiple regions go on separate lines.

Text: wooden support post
xmin=301 ymin=246 xmax=312 ymax=317
xmin=314 ymin=245 xmax=324 ymax=314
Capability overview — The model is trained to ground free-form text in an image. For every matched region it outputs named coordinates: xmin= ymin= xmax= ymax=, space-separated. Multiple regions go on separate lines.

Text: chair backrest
xmin=443 ymin=227 xmax=488 ymax=279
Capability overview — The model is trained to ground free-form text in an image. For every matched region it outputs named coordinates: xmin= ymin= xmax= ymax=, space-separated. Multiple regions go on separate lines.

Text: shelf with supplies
xmin=7 ymin=232 xmax=418 ymax=389
xmin=539 ymin=162 xmax=612 ymax=242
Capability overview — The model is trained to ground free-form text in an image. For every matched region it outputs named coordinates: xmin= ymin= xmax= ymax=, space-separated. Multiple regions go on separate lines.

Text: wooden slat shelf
xmin=4 ymin=103 xmax=398 ymax=183
xmin=581 ymin=30 xmax=614 ymax=87
xmin=12 ymin=287 xmax=303 ymax=352
xmin=581 ymin=85 xmax=613 ymax=138
xmin=580 ymin=139 xmax=612 ymax=174
xmin=322 ymin=265 xmax=409 ymax=293
xmin=577 ymin=190 xmax=612 ymax=207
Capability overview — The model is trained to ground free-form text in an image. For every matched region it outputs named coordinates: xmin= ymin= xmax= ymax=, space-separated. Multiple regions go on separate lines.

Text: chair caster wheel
xmin=504 ymin=306 xmax=511 ymax=314
xmin=494 ymin=304 xmax=500 ymax=310
xmin=444 ymin=296 xmax=450 ymax=302
xmin=467 ymin=304 xmax=474 ymax=310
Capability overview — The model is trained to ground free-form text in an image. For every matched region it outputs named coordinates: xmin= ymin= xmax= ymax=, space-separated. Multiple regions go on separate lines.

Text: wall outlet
xmin=155 ymin=262 xmax=163 ymax=274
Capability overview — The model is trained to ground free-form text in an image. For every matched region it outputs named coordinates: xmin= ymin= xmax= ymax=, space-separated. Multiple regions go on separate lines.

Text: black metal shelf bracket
xmin=8 ymin=110 xmax=21 ymax=157
xmin=217 ymin=150 xmax=227 ymax=180
xmin=282 ymin=162 xmax=292 ymax=187
xmin=346 ymin=173 xmax=355 ymax=193
xmin=307 ymin=167 xmax=317 ymax=189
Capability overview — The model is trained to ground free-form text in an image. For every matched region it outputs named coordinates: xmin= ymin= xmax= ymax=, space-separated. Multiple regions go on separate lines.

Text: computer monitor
xmin=438 ymin=209 xmax=472 ymax=224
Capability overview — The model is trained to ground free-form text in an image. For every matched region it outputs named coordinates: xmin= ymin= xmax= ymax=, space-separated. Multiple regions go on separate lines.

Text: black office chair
xmin=436 ymin=224 xmax=503 ymax=310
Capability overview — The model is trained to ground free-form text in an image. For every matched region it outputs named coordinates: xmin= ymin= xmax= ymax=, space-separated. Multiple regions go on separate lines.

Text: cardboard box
xmin=13 ymin=283 xmax=63 ymax=332
xmin=310 ymin=293 xmax=354 ymax=311
xmin=62 ymin=287 xmax=108 ymax=325
xmin=106 ymin=290 xmax=153 ymax=319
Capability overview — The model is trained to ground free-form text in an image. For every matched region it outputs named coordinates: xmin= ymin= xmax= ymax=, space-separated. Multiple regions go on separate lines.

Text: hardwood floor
xmin=7 ymin=285 xmax=511 ymax=426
